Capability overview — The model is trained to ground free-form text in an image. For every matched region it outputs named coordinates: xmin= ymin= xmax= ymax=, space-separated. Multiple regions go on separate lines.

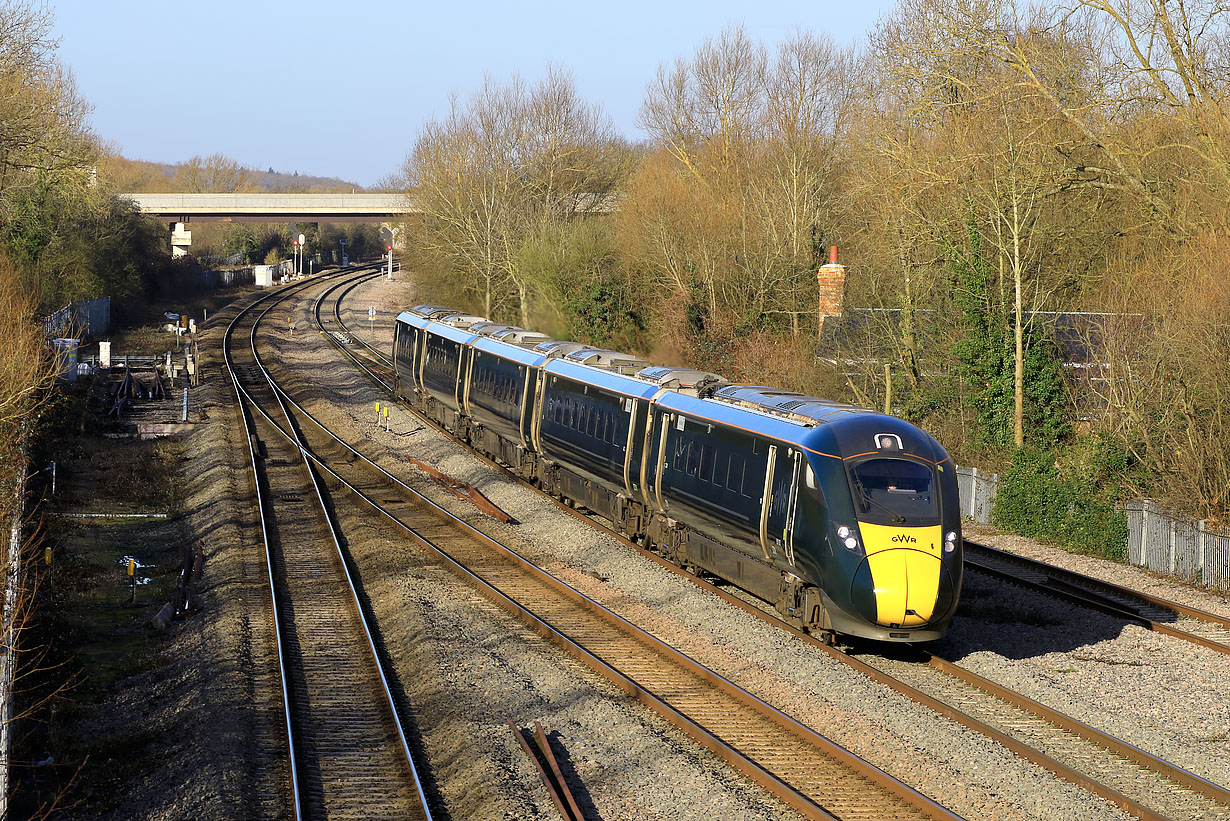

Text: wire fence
xmin=954 ymin=465 xmax=1230 ymax=591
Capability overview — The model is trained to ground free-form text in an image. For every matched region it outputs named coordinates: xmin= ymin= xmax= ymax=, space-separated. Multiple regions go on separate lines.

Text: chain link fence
xmin=954 ymin=465 xmax=1230 ymax=590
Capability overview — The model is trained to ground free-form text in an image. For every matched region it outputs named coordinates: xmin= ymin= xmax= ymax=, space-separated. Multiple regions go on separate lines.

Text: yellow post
xmin=375 ymin=401 xmax=381 ymax=415
xmin=44 ymin=547 xmax=51 ymax=566
xmin=127 ymin=558 xmax=135 ymax=577
xmin=383 ymin=406 xmax=389 ymax=431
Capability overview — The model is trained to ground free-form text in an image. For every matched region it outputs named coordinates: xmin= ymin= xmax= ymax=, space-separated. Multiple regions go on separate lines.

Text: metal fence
xmin=1124 ymin=501 xmax=1230 ymax=590
xmin=192 ymin=268 xmax=254 ymax=289
xmin=44 ymin=297 xmax=110 ymax=339
xmin=955 ymin=465 xmax=1000 ymax=524
xmin=954 ymin=465 xmax=1230 ymax=590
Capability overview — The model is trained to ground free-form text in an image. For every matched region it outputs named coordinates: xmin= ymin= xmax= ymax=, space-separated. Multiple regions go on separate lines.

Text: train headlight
xmin=836 ymin=525 xmax=861 ymax=552
xmin=944 ymin=531 xmax=959 ymax=553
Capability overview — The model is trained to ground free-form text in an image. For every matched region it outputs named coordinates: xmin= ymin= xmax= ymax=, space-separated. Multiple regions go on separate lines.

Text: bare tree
xmin=632 ymin=26 xmax=852 ymax=341
xmin=174 ymin=153 xmax=252 ymax=193
xmin=0 ymin=0 xmax=93 ymax=194
xmin=402 ymin=69 xmax=623 ymax=325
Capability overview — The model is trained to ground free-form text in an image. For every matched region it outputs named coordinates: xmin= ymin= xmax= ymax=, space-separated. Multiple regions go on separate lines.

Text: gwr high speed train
xmin=393 ymin=305 xmax=963 ymax=642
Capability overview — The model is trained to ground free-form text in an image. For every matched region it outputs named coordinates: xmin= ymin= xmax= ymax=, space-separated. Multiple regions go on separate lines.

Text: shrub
xmin=990 ymin=437 xmax=1130 ymax=560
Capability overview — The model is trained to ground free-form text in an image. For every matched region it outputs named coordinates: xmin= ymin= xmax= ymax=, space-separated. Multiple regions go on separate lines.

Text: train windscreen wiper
xmin=852 ymin=475 xmax=907 ymax=524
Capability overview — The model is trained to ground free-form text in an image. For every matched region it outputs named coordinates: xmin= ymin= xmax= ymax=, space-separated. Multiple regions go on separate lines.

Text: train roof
xmin=469 ymin=321 xmax=516 ymax=337
xmin=535 ymin=340 xmax=591 ymax=358
xmin=490 ymin=328 xmax=554 ymax=348
xmin=635 ymin=366 xmax=728 ymax=396
xmin=563 ymin=348 xmax=650 ymax=375
xmin=709 ymin=385 xmax=868 ymax=427
xmin=471 ymin=334 xmax=548 ymax=367
xmin=543 ymin=358 xmax=662 ymax=400
xmin=422 ymin=319 xmax=480 ymax=345
xmin=438 ymin=314 xmax=489 ymax=330
xmin=655 ymin=390 xmax=814 ymax=447
xmin=407 ymin=304 xmax=463 ymax=320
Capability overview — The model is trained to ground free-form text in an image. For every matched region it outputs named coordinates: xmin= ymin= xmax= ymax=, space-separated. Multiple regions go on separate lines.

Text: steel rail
xmin=223 ymin=282 xmax=321 ymax=819
xmin=327 ymin=284 xmax=1230 ymax=821
xmin=311 ymin=272 xmax=396 ymax=383
xmin=244 ymin=273 xmax=431 ymax=818
xmin=242 ymin=268 xmax=432 ymax=818
xmin=509 ymin=721 xmax=586 ymax=821
xmin=224 ymin=266 xmax=432 ymax=819
xmin=534 ymin=503 xmax=1228 ymax=820
xmin=963 ymin=542 xmax=1230 ymax=656
xmin=330 ymin=273 xmax=394 ymax=367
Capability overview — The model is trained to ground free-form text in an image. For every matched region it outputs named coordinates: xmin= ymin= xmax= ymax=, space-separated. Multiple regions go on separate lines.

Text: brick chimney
xmin=817 ymin=245 xmax=846 ymax=339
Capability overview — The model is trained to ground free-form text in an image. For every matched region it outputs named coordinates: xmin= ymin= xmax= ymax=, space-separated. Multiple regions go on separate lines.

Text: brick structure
xmin=817 ymin=245 xmax=847 ymax=338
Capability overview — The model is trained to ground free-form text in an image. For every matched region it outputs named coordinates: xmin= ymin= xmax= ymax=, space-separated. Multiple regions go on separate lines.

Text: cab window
xmin=848 ymin=458 xmax=939 ymax=523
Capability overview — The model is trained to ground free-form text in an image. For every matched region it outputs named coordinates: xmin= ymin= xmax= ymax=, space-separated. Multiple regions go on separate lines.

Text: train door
xmin=530 ymin=369 xmax=548 ymax=452
xmin=782 ymin=450 xmax=803 ymax=565
xmin=416 ymin=328 xmax=428 ymax=391
xmin=453 ymin=342 xmax=469 ymax=409
xmin=622 ymin=397 xmax=649 ymax=498
xmin=757 ymin=445 xmax=778 ymax=559
xmin=392 ymin=322 xmax=405 ymax=395
xmin=758 ymin=445 xmax=799 ymax=562
xmin=462 ymin=348 xmax=476 ymax=414
xmin=517 ymin=364 xmax=534 ymax=451
xmin=644 ymin=409 xmax=670 ymax=512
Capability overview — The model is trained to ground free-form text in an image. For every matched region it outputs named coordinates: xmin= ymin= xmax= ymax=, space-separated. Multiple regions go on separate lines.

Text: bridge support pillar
xmin=170 ymin=222 xmax=192 ymax=258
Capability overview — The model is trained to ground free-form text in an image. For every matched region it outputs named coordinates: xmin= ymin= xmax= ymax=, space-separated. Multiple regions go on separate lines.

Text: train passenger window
xmin=686 ymin=438 xmax=700 ymax=476
xmin=728 ymin=456 xmax=744 ymax=492
xmin=671 ymin=437 xmax=687 ymax=472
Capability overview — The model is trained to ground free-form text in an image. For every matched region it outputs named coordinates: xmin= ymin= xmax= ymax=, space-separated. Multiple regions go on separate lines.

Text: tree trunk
xmin=1013 ymin=198 xmax=1025 ymax=449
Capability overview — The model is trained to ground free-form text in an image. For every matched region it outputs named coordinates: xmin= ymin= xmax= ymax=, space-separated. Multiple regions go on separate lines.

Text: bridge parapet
xmin=125 ymin=192 xmax=416 ymax=223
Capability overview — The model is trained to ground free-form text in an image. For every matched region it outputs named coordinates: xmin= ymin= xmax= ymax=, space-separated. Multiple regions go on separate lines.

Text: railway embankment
xmin=10 ymin=290 xmax=279 ymax=818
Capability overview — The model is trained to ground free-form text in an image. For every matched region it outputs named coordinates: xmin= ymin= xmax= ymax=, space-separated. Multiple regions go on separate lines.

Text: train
xmin=392 ymin=305 xmax=963 ymax=642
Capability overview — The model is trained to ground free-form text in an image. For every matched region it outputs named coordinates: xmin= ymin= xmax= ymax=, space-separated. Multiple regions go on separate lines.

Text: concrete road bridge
xmin=124 ymin=192 xmax=418 ymax=256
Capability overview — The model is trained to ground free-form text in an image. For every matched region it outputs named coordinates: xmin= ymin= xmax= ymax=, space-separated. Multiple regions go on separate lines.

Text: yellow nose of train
xmin=857 ymin=523 xmax=944 ymax=627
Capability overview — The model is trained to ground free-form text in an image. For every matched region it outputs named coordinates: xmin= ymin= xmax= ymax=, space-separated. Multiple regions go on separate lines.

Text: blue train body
xmin=393 ymin=306 xmax=963 ymax=642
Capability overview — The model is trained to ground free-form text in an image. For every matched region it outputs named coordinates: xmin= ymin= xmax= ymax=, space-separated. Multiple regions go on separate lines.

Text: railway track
xmin=323 ymin=274 xmax=1230 ymax=821
xmin=269 ymin=268 xmax=961 ymax=820
xmin=225 ymin=268 xmax=432 ymax=820
xmin=963 ymin=541 xmax=1230 ymax=655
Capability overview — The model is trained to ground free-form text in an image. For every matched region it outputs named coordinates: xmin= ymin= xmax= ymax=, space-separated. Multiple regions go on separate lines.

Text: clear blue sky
xmin=51 ymin=0 xmax=891 ymax=188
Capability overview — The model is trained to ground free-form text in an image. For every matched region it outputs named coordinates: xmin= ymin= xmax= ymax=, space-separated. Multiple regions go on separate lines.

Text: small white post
xmin=1198 ymin=521 xmax=1207 ymax=584
xmin=1170 ymin=517 xmax=1177 ymax=574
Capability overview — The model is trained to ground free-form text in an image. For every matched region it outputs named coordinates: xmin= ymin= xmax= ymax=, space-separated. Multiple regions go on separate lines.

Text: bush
xmin=990 ymin=437 xmax=1130 ymax=560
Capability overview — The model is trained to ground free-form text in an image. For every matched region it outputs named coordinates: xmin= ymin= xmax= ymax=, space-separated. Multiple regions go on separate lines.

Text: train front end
xmin=801 ymin=417 xmax=963 ymax=642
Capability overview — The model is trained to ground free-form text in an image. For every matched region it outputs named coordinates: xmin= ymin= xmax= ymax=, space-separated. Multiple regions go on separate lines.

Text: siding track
xmin=964 ymin=541 xmax=1230 ymax=655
